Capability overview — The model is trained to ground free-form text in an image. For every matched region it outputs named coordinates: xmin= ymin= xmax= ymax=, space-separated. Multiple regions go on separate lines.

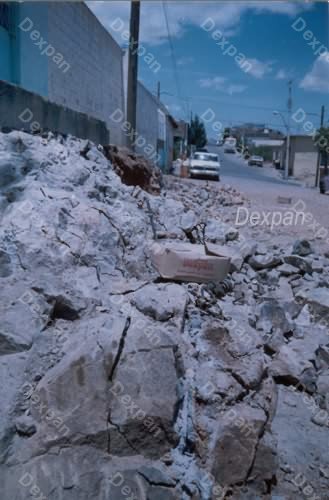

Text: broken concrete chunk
xmin=109 ymin=347 xmax=180 ymax=458
xmin=23 ymin=316 xmax=129 ymax=452
xmin=15 ymin=415 xmax=37 ymax=436
xmin=284 ymin=255 xmax=312 ymax=274
xmin=269 ymin=341 xmax=317 ymax=393
xmin=248 ymin=254 xmax=282 ymax=270
xmin=292 ymin=239 xmax=313 ymax=257
xmin=131 ymin=283 xmax=187 ymax=322
xmin=296 ymin=287 xmax=329 ymax=320
xmin=277 ymin=263 xmax=300 ymax=276
xmin=211 ymin=404 xmax=267 ymax=485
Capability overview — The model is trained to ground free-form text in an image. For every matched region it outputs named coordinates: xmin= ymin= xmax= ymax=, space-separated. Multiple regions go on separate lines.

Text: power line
xmin=162 ymin=0 xmax=189 ymax=120
xmin=207 ymin=118 xmax=295 ymax=129
xmin=186 ymin=95 xmax=320 ymax=116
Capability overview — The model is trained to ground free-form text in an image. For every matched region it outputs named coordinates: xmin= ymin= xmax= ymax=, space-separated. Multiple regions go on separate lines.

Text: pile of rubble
xmin=0 ymin=131 xmax=328 ymax=499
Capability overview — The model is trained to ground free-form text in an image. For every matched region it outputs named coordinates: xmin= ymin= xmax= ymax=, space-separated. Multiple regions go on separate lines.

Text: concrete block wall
xmin=136 ymin=82 xmax=158 ymax=159
xmin=293 ymin=152 xmax=317 ymax=187
xmin=0 ymin=80 xmax=110 ymax=145
xmin=47 ymin=2 xmax=124 ymax=145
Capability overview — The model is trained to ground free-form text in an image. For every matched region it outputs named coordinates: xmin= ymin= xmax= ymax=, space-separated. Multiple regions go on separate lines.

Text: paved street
xmin=208 ymin=144 xmax=289 ymax=186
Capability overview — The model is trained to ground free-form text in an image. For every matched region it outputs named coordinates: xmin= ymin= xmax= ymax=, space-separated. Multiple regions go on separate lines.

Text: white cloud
xmin=199 ymin=76 xmax=226 ymax=89
xmin=300 ymin=52 xmax=329 ymax=93
xmin=244 ymin=59 xmax=273 ymax=79
xmin=199 ymin=76 xmax=246 ymax=94
xmin=275 ymin=68 xmax=295 ymax=80
xmin=87 ymin=1 xmax=312 ymax=46
xmin=227 ymin=84 xmax=247 ymax=95
xmin=248 ymin=1 xmax=313 ymax=16
xmin=276 ymin=69 xmax=287 ymax=80
xmin=177 ymin=56 xmax=194 ymax=66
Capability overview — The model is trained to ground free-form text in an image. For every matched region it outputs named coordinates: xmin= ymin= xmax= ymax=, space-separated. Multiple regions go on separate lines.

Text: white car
xmin=248 ymin=155 xmax=264 ymax=167
xmin=223 ymin=137 xmax=237 ymax=153
xmin=189 ymin=152 xmax=220 ymax=181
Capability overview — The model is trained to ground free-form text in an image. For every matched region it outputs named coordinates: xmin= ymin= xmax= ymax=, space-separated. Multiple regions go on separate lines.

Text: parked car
xmin=248 ymin=155 xmax=264 ymax=167
xmin=189 ymin=152 xmax=220 ymax=181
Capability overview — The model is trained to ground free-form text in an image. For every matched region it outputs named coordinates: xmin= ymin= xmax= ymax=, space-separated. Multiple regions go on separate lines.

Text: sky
xmin=88 ymin=1 xmax=329 ymax=138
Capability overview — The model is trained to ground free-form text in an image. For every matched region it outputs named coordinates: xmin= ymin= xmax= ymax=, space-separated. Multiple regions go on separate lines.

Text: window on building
xmin=0 ymin=3 xmax=10 ymax=31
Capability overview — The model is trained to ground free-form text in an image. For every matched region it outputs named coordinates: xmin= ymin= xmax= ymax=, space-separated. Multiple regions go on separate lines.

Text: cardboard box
xmin=150 ymin=241 xmax=232 ymax=283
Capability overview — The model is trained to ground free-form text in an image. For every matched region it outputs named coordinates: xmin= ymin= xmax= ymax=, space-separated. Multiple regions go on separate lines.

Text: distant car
xmin=248 ymin=155 xmax=264 ymax=167
xmin=223 ymin=136 xmax=237 ymax=153
xmin=189 ymin=152 xmax=220 ymax=181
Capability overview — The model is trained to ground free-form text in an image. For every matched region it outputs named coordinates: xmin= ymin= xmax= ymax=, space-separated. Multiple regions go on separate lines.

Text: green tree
xmin=223 ymin=127 xmax=231 ymax=140
xmin=314 ymin=127 xmax=329 ymax=174
xmin=188 ymin=115 xmax=207 ymax=148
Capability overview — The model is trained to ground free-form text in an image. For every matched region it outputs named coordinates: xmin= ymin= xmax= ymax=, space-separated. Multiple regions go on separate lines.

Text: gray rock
xmin=179 ymin=210 xmax=198 ymax=232
xmin=15 ymin=415 xmax=37 ymax=436
xmin=250 ymin=431 xmax=278 ymax=484
xmin=248 ymin=254 xmax=282 ymax=270
xmin=1 ymin=445 xmax=177 ymax=500
xmin=205 ymin=219 xmax=239 ymax=243
xmin=269 ymin=340 xmax=318 ymax=393
xmin=257 ymin=300 xmax=291 ymax=335
xmin=16 ymin=316 xmax=129 ymax=460
xmin=195 ymin=364 xmax=245 ymax=404
xmin=0 ymin=353 xmax=28 ymax=459
xmin=109 ymin=347 xmax=180 ymax=459
xmin=0 ymin=250 xmax=12 ymax=278
xmin=210 ymin=403 xmax=267 ymax=485
xmin=292 ymin=239 xmax=313 ymax=257
xmin=0 ymin=329 xmax=32 ymax=355
xmin=284 ymin=255 xmax=312 ymax=274
xmin=277 ymin=263 xmax=299 ymax=276
xmin=272 ymin=386 xmax=329 ymax=498
xmin=131 ymin=284 xmax=187 ymax=323
xmin=296 ymin=286 xmax=329 ymax=320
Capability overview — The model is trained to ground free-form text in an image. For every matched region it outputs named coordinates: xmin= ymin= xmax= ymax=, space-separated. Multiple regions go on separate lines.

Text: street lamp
xmin=273 ymin=110 xmax=290 ymax=179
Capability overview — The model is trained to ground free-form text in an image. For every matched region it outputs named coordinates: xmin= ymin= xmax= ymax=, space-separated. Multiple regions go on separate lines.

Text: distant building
xmin=288 ymin=135 xmax=318 ymax=186
xmin=231 ymin=123 xmax=284 ymax=141
xmin=247 ymin=137 xmax=285 ymax=163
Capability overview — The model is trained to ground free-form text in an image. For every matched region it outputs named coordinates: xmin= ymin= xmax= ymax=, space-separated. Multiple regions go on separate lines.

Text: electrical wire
xmin=162 ymin=0 xmax=189 ymax=121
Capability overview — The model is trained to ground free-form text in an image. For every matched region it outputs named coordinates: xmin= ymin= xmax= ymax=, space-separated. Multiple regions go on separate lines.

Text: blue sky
xmin=89 ymin=1 xmax=329 ymax=137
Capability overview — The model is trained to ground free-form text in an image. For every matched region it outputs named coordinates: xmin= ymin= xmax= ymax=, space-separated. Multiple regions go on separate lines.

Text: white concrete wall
xmin=136 ymin=82 xmax=158 ymax=160
xmin=293 ymin=152 xmax=317 ymax=187
xmin=47 ymin=3 xmax=124 ymax=144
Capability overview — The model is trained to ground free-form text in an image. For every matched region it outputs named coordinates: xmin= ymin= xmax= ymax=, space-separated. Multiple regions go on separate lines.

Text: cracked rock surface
xmin=0 ymin=131 xmax=328 ymax=499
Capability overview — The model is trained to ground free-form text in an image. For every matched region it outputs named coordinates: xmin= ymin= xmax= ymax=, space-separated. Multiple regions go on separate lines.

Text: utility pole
xmin=315 ymin=105 xmax=325 ymax=188
xmin=126 ymin=0 xmax=141 ymax=150
xmin=284 ymin=80 xmax=292 ymax=179
xmin=157 ymin=81 xmax=161 ymax=102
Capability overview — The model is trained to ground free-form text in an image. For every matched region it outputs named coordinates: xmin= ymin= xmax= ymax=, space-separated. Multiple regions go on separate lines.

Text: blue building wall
xmin=0 ymin=2 xmax=48 ymax=97
xmin=0 ymin=25 xmax=11 ymax=82
xmin=16 ymin=3 xmax=49 ymax=97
